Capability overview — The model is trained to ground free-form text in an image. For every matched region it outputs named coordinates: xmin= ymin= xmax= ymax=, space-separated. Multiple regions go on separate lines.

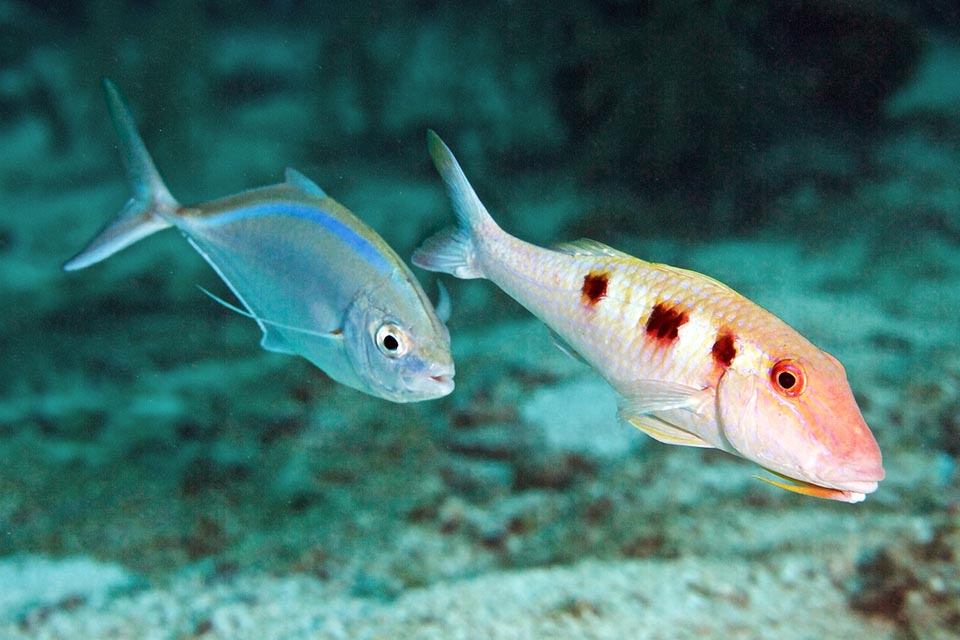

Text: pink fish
xmin=414 ymin=131 xmax=883 ymax=502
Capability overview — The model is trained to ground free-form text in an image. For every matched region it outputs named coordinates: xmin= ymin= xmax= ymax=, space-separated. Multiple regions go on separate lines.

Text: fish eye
xmin=770 ymin=359 xmax=805 ymax=397
xmin=375 ymin=323 xmax=409 ymax=358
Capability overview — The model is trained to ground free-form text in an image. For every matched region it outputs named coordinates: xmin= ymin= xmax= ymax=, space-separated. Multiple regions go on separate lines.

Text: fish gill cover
xmin=0 ymin=1 xmax=958 ymax=638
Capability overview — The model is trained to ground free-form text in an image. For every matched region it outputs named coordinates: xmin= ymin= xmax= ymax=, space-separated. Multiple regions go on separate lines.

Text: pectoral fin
xmin=616 ymin=379 xmax=715 ymax=448
xmin=616 ymin=378 xmax=712 ymax=414
xmin=261 ymin=330 xmax=296 ymax=355
xmin=197 ymin=285 xmax=345 ymax=344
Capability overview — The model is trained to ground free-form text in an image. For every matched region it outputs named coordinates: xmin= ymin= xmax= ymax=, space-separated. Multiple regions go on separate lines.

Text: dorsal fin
xmin=556 ymin=238 xmax=736 ymax=294
xmin=284 ymin=168 xmax=328 ymax=198
xmin=553 ymin=238 xmax=632 ymax=258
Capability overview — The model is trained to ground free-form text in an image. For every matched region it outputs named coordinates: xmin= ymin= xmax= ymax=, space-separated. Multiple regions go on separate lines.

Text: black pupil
xmin=777 ymin=371 xmax=797 ymax=389
xmin=382 ymin=334 xmax=399 ymax=351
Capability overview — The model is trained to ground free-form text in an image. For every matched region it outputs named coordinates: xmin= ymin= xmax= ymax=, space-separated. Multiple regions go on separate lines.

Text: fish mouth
xmin=427 ymin=363 xmax=455 ymax=387
xmin=401 ymin=365 xmax=455 ymax=400
xmin=755 ymin=470 xmax=878 ymax=503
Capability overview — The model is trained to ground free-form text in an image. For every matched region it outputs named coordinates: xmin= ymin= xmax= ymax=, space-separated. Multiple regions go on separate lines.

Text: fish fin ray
xmin=412 ymin=225 xmax=483 ymax=279
xmin=63 ymin=79 xmax=178 ymax=271
xmin=616 ymin=378 xmax=712 ymax=414
xmin=623 ymin=413 xmax=713 ymax=448
xmin=412 ymin=130 xmax=497 ymax=280
xmin=616 ymin=379 xmax=713 ymax=447
xmin=197 ymin=285 xmax=344 ymax=343
xmin=284 ymin=168 xmax=328 ymax=198
xmin=554 ymin=238 xmax=632 ymax=259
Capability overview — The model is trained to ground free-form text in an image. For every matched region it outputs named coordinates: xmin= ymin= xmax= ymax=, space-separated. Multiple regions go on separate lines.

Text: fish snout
xmin=763 ymin=446 xmax=883 ymax=503
xmin=820 ymin=453 xmax=884 ymax=495
xmin=404 ymin=361 xmax=455 ymax=400
xmin=812 ymin=429 xmax=884 ymax=495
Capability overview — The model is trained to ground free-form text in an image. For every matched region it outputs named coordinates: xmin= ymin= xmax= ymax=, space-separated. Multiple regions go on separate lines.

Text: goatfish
xmin=413 ymin=131 xmax=884 ymax=502
xmin=63 ymin=80 xmax=454 ymax=403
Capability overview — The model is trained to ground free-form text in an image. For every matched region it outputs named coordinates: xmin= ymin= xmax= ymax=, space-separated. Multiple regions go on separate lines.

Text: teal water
xmin=1 ymin=2 xmax=958 ymax=638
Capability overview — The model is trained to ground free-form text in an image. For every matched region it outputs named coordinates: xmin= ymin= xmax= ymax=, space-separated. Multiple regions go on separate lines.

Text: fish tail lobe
xmin=63 ymin=79 xmax=178 ymax=271
xmin=412 ymin=130 xmax=496 ymax=280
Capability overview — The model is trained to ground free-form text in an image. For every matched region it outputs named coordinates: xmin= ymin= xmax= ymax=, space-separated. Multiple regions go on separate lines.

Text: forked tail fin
xmin=63 ymin=79 xmax=178 ymax=271
xmin=412 ymin=130 xmax=497 ymax=280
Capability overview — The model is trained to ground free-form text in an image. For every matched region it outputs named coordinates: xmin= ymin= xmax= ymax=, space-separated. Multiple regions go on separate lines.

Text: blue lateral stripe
xmin=204 ymin=202 xmax=390 ymax=272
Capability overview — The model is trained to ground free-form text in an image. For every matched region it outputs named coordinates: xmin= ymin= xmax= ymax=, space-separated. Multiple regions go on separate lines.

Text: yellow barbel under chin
xmin=755 ymin=472 xmax=866 ymax=503
xmin=414 ymin=130 xmax=884 ymax=503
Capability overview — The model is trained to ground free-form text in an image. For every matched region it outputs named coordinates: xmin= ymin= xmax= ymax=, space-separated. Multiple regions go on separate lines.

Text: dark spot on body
xmin=645 ymin=303 xmax=688 ymax=342
xmin=712 ymin=330 xmax=737 ymax=368
xmin=581 ymin=271 xmax=609 ymax=306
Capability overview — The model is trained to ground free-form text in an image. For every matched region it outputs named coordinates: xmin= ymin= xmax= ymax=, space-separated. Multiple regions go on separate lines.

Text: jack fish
xmin=413 ymin=131 xmax=883 ymax=501
xmin=64 ymin=80 xmax=454 ymax=403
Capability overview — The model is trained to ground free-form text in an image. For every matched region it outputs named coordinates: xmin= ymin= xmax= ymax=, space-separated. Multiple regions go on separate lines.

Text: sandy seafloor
xmin=2 ymin=4 xmax=960 ymax=639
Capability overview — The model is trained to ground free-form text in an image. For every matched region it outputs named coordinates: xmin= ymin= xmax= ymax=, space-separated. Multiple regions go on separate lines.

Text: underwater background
xmin=2 ymin=1 xmax=959 ymax=638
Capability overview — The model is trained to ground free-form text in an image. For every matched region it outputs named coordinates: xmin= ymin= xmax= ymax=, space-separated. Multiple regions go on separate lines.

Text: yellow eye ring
xmin=771 ymin=359 xmax=805 ymax=397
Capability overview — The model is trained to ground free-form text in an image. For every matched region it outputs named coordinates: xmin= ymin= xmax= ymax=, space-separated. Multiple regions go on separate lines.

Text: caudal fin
xmin=63 ymin=79 xmax=178 ymax=271
xmin=412 ymin=130 xmax=497 ymax=280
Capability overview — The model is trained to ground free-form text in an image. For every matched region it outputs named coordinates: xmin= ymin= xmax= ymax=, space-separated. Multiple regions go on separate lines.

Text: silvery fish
xmin=64 ymin=80 xmax=454 ymax=403
xmin=414 ymin=131 xmax=883 ymax=502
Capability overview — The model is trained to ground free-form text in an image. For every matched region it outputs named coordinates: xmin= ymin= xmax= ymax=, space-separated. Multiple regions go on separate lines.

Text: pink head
xmin=716 ymin=342 xmax=884 ymax=503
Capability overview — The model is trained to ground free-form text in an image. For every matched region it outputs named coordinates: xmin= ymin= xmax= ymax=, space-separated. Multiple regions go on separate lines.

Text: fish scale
xmin=485 ymin=240 xmax=737 ymax=391
xmin=414 ymin=130 xmax=884 ymax=502
xmin=481 ymin=244 xmax=756 ymax=453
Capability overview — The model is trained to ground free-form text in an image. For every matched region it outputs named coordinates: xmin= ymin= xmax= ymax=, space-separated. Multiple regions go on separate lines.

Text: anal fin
xmin=197 ymin=284 xmax=344 ymax=354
